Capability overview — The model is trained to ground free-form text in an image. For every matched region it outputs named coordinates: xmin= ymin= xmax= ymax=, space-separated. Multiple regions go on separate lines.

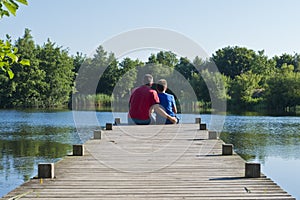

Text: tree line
xmin=1 ymin=29 xmax=300 ymax=114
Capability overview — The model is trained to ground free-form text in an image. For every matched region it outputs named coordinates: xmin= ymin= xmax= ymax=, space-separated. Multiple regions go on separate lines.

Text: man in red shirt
xmin=128 ymin=74 xmax=177 ymax=125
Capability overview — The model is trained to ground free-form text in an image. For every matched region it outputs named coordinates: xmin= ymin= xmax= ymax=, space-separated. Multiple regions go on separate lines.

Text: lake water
xmin=0 ymin=110 xmax=299 ymax=199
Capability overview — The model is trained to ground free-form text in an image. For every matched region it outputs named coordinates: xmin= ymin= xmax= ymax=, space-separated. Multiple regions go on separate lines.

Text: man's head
xmin=143 ymin=74 xmax=154 ymax=86
xmin=157 ymin=79 xmax=167 ymax=92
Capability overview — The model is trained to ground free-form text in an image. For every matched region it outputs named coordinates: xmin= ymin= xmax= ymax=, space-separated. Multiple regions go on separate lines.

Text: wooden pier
xmin=1 ymin=123 xmax=295 ymax=199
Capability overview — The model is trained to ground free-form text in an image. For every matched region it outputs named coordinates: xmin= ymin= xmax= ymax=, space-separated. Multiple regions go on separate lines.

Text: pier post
xmin=195 ymin=118 xmax=201 ymax=124
xmin=73 ymin=144 xmax=84 ymax=156
xmin=222 ymin=144 xmax=233 ymax=155
xmin=106 ymin=123 xmax=113 ymax=130
xmin=114 ymin=118 xmax=121 ymax=125
xmin=94 ymin=130 xmax=102 ymax=139
xmin=199 ymin=123 xmax=207 ymax=130
xmin=208 ymin=130 xmax=218 ymax=139
xmin=38 ymin=163 xmax=54 ymax=179
xmin=245 ymin=163 xmax=261 ymax=178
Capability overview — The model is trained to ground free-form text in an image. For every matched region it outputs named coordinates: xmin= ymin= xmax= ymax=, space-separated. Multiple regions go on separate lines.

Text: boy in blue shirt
xmin=156 ymin=79 xmax=179 ymax=124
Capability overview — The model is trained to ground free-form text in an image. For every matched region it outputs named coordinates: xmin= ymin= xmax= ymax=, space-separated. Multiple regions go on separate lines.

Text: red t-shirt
xmin=129 ymin=85 xmax=160 ymax=120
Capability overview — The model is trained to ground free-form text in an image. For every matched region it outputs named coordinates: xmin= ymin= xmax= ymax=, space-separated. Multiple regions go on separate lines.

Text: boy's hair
xmin=157 ymin=79 xmax=167 ymax=92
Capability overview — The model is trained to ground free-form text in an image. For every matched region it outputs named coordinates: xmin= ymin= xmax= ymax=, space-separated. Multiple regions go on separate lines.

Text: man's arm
xmin=152 ymin=104 xmax=177 ymax=124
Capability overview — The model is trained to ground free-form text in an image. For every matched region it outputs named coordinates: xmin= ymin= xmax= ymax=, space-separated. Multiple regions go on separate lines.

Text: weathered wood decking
xmin=1 ymin=123 xmax=295 ymax=199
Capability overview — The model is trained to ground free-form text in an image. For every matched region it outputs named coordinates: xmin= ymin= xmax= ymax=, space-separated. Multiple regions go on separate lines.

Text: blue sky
xmin=1 ymin=0 xmax=300 ymax=59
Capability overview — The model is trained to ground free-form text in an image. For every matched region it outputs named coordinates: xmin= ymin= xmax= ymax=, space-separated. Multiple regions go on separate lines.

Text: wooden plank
xmin=1 ymin=124 xmax=295 ymax=200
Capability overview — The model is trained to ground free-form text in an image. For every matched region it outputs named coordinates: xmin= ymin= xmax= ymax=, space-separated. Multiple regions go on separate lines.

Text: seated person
xmin=156 ymin=79 xmax=179 ymax=124
xmin=128 ymin=74 xmax=177 ymax=125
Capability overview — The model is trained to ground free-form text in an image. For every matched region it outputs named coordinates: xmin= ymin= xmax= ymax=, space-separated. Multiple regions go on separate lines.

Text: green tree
xmin=230 ymin=71 xmax=263 ymax=108
xmin=212 ymin=46 xmax=257 ymax=78
xmin=0 ymin=0 xmax=28 ymax=18
xmin=146 ymin=53 xmax=158 ymax=64
xmin=0 ymin=0 xmax=29 ymax=79
xmin=113 ymin=57 xmax=141 ymax=99
xmin=156 ymin=51 xmax=178 ymax=68
xmin=10 ymin=29 xmax=46 ymax=107
xmin=273 ymin=53 xmax=294 ymax=69
xmin=293 ymin=53 xmax=300 ymax=72
xmin=0 ymin=71 xmax=13 ymax=106
xmin=190 ymin=57 xmax=211 ymax=103
xmin=0 ymin=29 xmax=75 ymax=108
xmin=74 ymin=46 xmax=118 ymax=95
xmin=251 ymin=50 xmax=276 ymax=75
xmin=72 ymin=52 xmax=86 ymax=75
xmin=97 ymin=54 xmax=119 ymax=95
xmin=0 ymin=29 xmax=41 ymax=107
xmin=193 ymin=56 xmax=206 ymax=70
xmin=190 ymin=72 xmax=210 ymax=102
xmin=37 ymin=39 xmax=75 ymax=107
xmin=146 ymin=51 xmax=178 ymax=68
xmin=190 ymin=69 xmax=228 ymax=111
xmin=0 ymin=35 xmax=30 ymax=79
xmin=264 ymin=68 xmax=300 ymax=113
xmin=143 ymin=51 xmax=178 ymax=88
xmin=74 ymin=57 xmax=96 ymax=95
xmin=175 ymin=57 xmax=197 ymax=80
xmin=202 ymin=69 xmax=229 ymax=102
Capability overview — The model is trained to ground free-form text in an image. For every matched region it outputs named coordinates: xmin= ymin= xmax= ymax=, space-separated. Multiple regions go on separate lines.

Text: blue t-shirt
xmin=157 ymin=92 xmax=176 ymax=124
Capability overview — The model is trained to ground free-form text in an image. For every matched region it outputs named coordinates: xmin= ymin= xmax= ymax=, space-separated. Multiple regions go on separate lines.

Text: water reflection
xmin=220 ymin=116 xmax=300 ymax=162
xmin=0 ymin=138 xmax=75 ymax=196
xmin=0 ymin=110 xmax=80 ymax=197
xmin=1 ymin=140 xmax=71 ymax=177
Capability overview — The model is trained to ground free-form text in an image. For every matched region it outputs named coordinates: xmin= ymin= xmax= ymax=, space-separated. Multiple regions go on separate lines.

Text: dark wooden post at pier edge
xmin=195 ymin=117 xmax=201 ymax=124
xmin=208 ymin=130 xmax=218 ymax=139
xmin=245 ymin=162 xmax=261 ymax=178
xmin=222 ymin=144 xmax=233 ymax=155
xmin=115 ymin=118 xmax=121 ymax=125
xmin=199 ymin=123 xmax=207 ymax=130
xmin=106 ymin=123 xmax=113 ymax=130
xmin=38 ymin=163 xmax=54 ymax=179
xmin=73 ymin=144 xmax=84 ymax=156
xmin=94 ymin=129 xmax=102 ymax=139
